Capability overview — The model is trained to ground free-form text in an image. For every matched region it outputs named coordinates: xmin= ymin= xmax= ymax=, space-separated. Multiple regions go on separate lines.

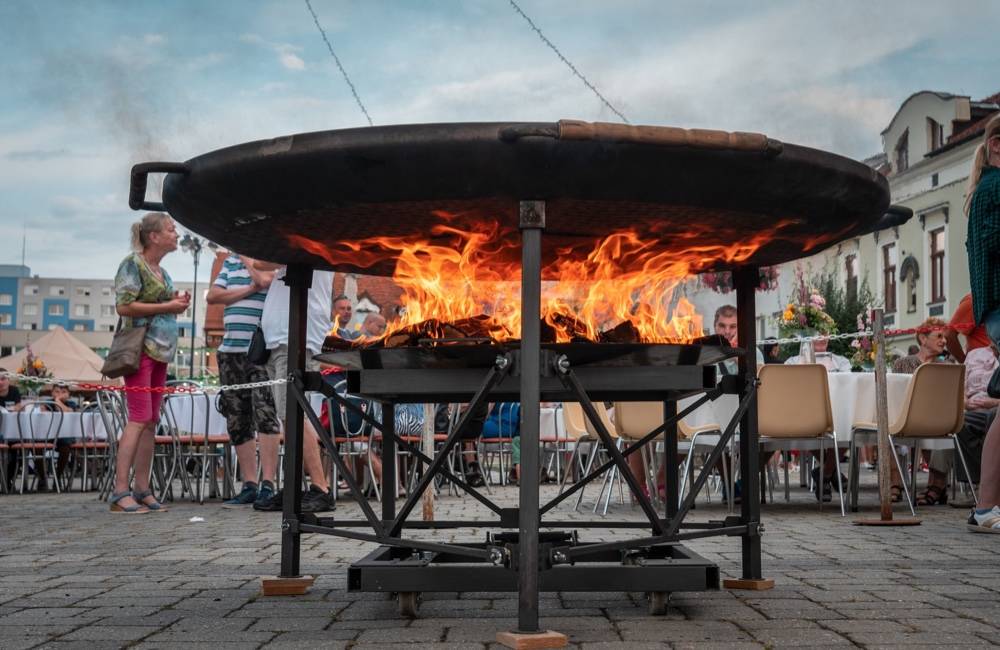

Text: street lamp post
xmin=179 ymin=232 xmax=217 ymax=379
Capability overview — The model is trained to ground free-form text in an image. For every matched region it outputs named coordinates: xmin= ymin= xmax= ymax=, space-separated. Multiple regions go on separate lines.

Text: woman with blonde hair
xmin=965 ymin=113 xmax=1000 ymax=532
xmin=110 ymin=212 xmax=189 ymax=513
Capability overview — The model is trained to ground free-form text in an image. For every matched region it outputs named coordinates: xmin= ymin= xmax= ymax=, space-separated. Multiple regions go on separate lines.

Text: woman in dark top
xmin=965 ymin=113 xmax=1000 ymax=532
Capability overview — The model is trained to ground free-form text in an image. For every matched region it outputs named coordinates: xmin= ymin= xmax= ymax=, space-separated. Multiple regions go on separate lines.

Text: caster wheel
xmin=648 ymin=591 xmax=669 ymax=616
xmin=398 ymin=591 xmax=420 ymax=618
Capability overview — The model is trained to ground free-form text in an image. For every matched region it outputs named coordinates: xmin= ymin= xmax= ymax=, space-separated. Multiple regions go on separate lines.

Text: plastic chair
xmin=161 ymin=384 xmax=233 ymax=503
xmin=757 ymin=364 xmax=844 ymax=515
xmin=848 ymin=362 xmax=968 ymax=513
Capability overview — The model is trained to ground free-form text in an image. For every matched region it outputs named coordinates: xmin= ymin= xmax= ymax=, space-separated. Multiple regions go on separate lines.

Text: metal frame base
xmin=347 ymin=539 xmax=719 ymax=594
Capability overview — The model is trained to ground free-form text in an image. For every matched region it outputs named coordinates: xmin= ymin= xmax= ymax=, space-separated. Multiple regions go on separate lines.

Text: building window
xmin=101 ymin=304 xmax=116 ymax=317
xmin=75 ymin=286 xmax=91 ymax=297
xmin=102 ymin=286 xmax=112 ymax=297
xmin=179 ymin=327 xmax=187 ymax=338
xmin=895 ymin=130 xmax=909 ymax=173
xmin=931 ymin=172 xmax=939 ymax=188
xmin=845 ymin=254 xmax=858 ymax=304
xmin=0 ymin=314 xmax=11 ymax=326
xmin=927 ymin=117 xmax=944 ymax=151
xmin=72 ymin=323 xmax=86 ymax=331
xmin=48 ymin=304 xmax=64 ymax=316
xmin=930 ymin=228 xmax=946 ymax=303
xmin=882 ymin=243 xmax=897 ymax=313
xmin=74 ymin=304 xmax=90 ymax=317
xmin=107 ymin=324 xmax=115 ymax=332
xmin=23 ymin=304 xmax=38 ymax=316
xmin=23 ymin=285 xmax=38 ymax=296
xmin=29 ymin=322 xmax=37 ymax=330
xmin=49 ymin=286 xmax=65 ymax=296
xmin=0 ymin=294 xmax=11 ymax=306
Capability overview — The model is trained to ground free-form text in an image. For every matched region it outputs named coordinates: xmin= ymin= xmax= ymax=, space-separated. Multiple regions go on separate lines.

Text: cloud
xmin=143 ymin=33 xmax=166 ymax=46
xmin=241 ymin=33 xmax=306 ymax=72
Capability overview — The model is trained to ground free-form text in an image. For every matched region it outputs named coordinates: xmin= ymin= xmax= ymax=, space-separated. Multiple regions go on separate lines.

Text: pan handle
xmin=129 ymin=162 xmax=189 ymax=211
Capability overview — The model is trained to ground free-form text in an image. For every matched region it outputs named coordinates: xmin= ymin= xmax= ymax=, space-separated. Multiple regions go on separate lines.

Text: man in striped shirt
xmin=207 ymin=254 xmax=280 ymax=507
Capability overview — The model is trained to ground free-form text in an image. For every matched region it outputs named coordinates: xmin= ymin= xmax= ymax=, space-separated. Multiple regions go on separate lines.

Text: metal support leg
xmin=732 ymin=266 xmax=766 ymax=584
xmin=381 ymin=400 xmax=396 ymax=524
xmin=664 ymin=401 xmax=679 ymax=519
xmin=279 ymin=265 xmax=311 ymax=580
xmin=517 ymin=200 xmax=544 ymax=634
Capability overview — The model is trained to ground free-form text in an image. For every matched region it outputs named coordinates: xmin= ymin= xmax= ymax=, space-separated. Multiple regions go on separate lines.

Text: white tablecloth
xmin=161 ymin=392 xmax=326 ymax=435
xmin=1 ymin=412 xmax=109 ymax=441
xmin=678 ymin=372 xmax=912 ymax=443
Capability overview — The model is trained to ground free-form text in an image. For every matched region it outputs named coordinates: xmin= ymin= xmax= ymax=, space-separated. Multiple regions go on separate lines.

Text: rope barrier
xmin=757 ymin=322 xmax=972 ymax=347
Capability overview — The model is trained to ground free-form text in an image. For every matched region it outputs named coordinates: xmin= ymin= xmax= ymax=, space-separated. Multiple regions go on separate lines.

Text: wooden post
xmin=855 ymin=308 xmax=920 ymax=526
xmin=421 ymin=403 xmax=435 ymax=522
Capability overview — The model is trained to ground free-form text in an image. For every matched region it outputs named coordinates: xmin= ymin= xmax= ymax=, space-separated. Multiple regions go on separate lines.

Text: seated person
xmin=892 ymin=317 xmax=950 ymax=374
xmin=885 ymin=317 xmax=951 ymax=501
xmin=30 ymin=384 xmax=80 ymax=491
xmin=783 ymin=337 xmax=852 ymax=373
xmin=917 ymin=344 xmax=998 ymax=505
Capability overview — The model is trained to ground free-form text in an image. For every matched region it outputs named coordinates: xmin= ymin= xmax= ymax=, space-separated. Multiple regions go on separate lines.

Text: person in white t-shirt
xmin=253 ymin=263 xmax=335 ymax=513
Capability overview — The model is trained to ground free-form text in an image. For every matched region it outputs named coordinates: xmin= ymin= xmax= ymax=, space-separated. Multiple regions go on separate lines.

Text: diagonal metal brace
xmin=539 ymin=389 xmax=719 ymax=515
xmin=664 ymin=378 xmax=758 ymax=538
xmin=289 ymin=379 xmax=385 ymax=536
xmin=325 ymin=391 xmax=504 ymax=516
xmin=389 ymin=354 xmax=513 ymax=536
xmin=555 ymin=355 xmax=664 ymax=535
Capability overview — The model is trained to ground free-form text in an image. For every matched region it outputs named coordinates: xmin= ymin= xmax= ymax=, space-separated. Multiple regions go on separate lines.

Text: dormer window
xmin=927 ymin=117 xmax=944 ymax=151
xmin=895 ymin=129 xmax=909 ymax=173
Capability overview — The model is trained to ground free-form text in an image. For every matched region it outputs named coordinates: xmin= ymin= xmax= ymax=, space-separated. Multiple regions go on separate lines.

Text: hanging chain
xmin=304 ymin=0 xmax=374 ymax=126
xmin=508 ymin=0 xmax=630 ymax=124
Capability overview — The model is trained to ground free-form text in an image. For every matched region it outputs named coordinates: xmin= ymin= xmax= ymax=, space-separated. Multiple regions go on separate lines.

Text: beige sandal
xmin=110 ymin=491 xmax=149 ymax=514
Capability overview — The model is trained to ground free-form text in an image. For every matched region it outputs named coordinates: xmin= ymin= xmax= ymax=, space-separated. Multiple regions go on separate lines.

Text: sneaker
xmin=253 ymin=482 xmax=281 ymax=511
xmin=810 ymin=468 xmax=833 ymax=503
xmin=222 ymin=482 xmax=258 ymax=508
xmin=968 ymin=506 xmax=1000 ymax=533
xmin=301 ymin=485 xmax=334 ymax=513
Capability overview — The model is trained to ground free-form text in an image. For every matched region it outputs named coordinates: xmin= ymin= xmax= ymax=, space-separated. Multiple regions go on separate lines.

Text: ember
xmin=294 ymin=214 xmax=795 ymax=345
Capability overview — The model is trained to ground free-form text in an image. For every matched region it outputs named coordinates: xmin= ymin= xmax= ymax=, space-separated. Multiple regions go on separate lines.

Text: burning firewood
xmin=598 ymin=320 xmax=642 ymax=344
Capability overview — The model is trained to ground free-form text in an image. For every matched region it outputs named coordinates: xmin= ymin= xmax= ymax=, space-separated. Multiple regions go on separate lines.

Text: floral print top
xmin=114 ymin=252 xmax=178 ymax=364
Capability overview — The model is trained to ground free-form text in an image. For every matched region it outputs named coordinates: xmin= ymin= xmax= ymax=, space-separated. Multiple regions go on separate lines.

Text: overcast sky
xmin=1 ymin=0 xmax=998 ymax=283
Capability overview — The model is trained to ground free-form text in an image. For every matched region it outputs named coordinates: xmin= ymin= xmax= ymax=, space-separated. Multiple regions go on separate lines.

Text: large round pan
xmin=130 ymin=120 xmax=905 ymax=276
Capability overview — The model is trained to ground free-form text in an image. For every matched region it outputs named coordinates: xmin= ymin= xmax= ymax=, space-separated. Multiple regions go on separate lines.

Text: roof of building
xmin=927 ymin=90 xmax=1000 ymax=158
xmin=881 ymin=90 xmax=967 ymax=135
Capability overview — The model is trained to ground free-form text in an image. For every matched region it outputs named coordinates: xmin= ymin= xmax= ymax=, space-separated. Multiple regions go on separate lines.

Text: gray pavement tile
xmin=356 ymin=626 xmax=445 ymax=643
xmin=247 ymin=616 xmax=333 ymax=631
xmin=845 ymin=632 xmax=992 ymax=645
xmin=58 ymin=624 xmax=162 ymax=641
xmin=747 ymin=628 xmax=853 ymax=646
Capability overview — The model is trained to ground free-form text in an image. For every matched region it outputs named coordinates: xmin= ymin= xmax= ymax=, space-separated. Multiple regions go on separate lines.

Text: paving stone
xmin=58 ymin=624 xmax=162 ymax=641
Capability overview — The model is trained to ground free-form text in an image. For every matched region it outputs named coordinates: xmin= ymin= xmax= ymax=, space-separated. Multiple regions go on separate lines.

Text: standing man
xmin=206 ymin=254 xmax=280 ymax=507
xmin=254 ymin=263 xmax=335 ymax=513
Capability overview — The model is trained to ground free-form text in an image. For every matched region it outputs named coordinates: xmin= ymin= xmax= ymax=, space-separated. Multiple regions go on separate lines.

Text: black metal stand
xmin=271 ymin=203 xmax=770 ymax=614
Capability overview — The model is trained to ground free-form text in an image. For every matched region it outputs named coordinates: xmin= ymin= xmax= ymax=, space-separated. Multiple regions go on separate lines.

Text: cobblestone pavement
xmin=1 ymin=477 xmax=998 ymax=649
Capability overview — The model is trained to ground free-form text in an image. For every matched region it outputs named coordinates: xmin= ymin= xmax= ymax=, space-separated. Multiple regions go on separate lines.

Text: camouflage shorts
xmin=217 ymin=351 xmax=281 ymax=446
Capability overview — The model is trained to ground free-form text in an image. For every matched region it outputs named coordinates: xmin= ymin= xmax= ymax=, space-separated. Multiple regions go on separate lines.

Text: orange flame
xmin=290 ymin=216 xmax=793 ymax=344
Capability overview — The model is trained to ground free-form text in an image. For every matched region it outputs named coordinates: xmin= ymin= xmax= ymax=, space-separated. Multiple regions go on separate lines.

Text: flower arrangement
xmin=700 ymin=266 xmax=780 ymax=294
xmin=16 ymin=346 xmax=53 ymax=390
xmin=777 ymin=266 xmax=837 ymax=338
xmin=849 ymin=311 xmax=892 ymax=369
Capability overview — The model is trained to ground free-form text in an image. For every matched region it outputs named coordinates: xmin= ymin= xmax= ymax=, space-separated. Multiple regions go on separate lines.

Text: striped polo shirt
xmin=214 ymin=255 xmax=267 ymax=354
